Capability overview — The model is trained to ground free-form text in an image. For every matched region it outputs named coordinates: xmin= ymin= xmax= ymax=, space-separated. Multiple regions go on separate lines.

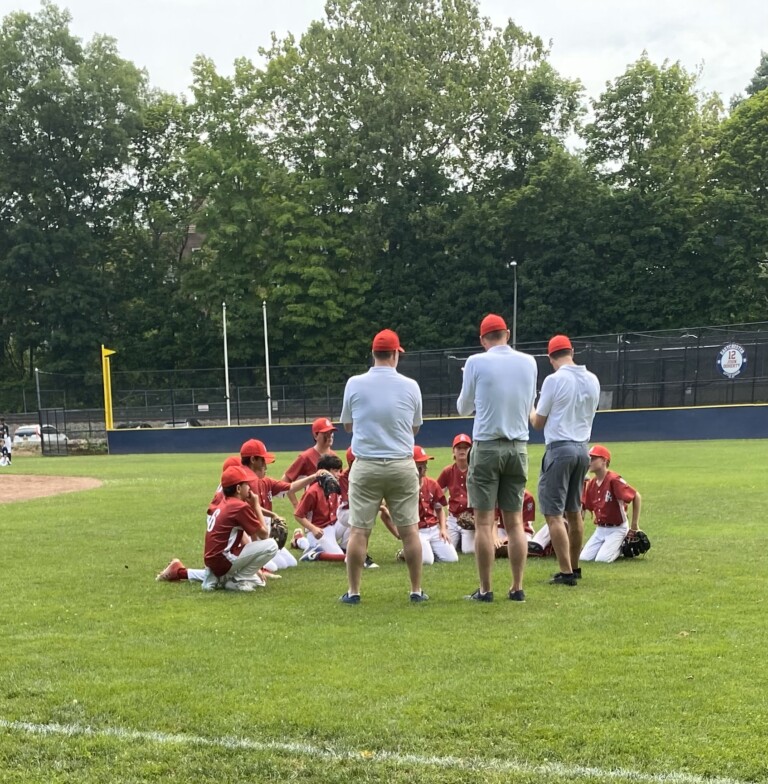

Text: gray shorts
xmin=467 ymin=439 xmax=528 ymax=512
xmin=537 ymin=441 xmax=589 ymax=517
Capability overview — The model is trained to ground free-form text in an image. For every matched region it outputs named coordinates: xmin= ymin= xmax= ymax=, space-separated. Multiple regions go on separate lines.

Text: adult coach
xmin=457 ymin=314 xmax=537 ymax=602
xmin=339 ymin=328 xmax=427 ymax=604
xmin=530 ymin=335 xmax=600 ymax=586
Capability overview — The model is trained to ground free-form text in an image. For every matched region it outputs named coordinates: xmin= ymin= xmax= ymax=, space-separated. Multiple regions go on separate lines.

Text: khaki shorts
xmin=467 ymin=439 xmax=528 ymax=512
xmin=349 ymin=457 xmax=419 ymax=529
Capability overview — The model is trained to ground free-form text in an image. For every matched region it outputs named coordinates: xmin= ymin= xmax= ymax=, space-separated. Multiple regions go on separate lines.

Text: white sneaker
xmin=224 ymin=580 xmax=256 ymax=592
xmin=201 ymin=568 xmax=221 ymax=591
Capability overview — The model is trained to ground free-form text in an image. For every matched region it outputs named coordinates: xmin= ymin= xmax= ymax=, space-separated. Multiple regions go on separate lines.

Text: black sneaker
xmin=339 ymin=592 xmax=361 ymax=604
xmin=409 ymin=591 xmax=429 ymax=603
xmin=364 ymin=555 xmax=379 ymax=569
xmin=508 ymin=589 xmax=526 ymax=602
xmin=464 ymin=588 xmax=494 ymax=602
xmin=549 ymin=572 xmax=577 ymax=586
xmin=573 ymin=567 xmax=582 ymax=580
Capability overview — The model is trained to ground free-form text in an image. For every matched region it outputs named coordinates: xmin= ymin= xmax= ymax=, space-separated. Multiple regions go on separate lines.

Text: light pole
xmin=509 ymin=260 xmax=518 ymax=348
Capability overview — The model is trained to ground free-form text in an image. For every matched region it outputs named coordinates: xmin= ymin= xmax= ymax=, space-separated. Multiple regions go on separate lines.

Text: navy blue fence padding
xmin=107 ymin=404 xmax=768 ymax=455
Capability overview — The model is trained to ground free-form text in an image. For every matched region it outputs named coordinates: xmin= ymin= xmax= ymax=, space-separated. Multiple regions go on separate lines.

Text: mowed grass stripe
xmin=0 ymin=718 xmax=750 ymax=784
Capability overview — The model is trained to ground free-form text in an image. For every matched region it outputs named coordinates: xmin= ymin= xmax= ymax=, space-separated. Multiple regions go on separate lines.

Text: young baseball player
xmin=436 ymin=433 xmax=472 ymax=549
xmin=294 ymin=454 xmax=347 ymax=562
xmin=0 ymin=437 xmax=10 ymax=466
xmin=157 ymin=457 xmax=278 ymax=587
xmin=202 ymin=464 xmax=278 ymax=591
xmin=580 ymin=445 xmax=642 ymax=563
xmin=281 ymin=417 xmax=337 ymax=509
xmin=388 ymin=446 xmax=458 ymax=565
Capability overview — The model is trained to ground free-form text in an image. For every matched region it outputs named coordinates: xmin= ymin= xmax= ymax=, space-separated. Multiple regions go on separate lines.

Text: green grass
xmin=1 ymin=441 xmax=767 ymax=783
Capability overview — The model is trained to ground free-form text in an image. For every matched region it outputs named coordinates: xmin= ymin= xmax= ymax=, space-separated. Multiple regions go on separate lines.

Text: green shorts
xmin=348 ymin=457 xmax=420 ymax=529
xmin=467 ymin=439 xmax=528 ymax=512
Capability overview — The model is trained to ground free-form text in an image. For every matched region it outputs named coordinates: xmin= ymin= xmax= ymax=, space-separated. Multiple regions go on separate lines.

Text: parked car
xmin=115 ymin=422 xmax=153 ymax=429
xmin=13 ymin=424 xmax=69 ymax=446
xmin=163 ymin=418 xmax=203 ymax=429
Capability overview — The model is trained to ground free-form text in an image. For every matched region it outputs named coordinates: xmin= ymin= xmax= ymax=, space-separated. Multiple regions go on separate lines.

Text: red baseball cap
xmin=312 ymin=417 xmax=337 ymax=436
xmin=452 ymin=433 xmax=472 ymax=448
xmin=413 ymin=445 xmax=434 ymax=463
xmin=372 ymin=329 xmax=405 ymax=353
xmin=222 ymin=456 xmax=241 ymax=471
xmin=346 ymin=447 xmax=355 ymax=466
xmin=240 ymin=438 xmax=276 ymax=463
xmin=221 ymin=464 xmax=251 ymax=488
xmin=589 ymin=445 xmax=611 ymax=461
xmin=548 ymin=334 xmax=573 ymax=355
xmin=480 ymin=314 xmax=508 ymax=337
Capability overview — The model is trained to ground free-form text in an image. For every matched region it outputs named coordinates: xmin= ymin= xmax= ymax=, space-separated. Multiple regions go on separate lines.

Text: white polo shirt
xmin=341 ymin=367 xmax=423 ymax=459
xmin=456 ymin=345 xmax=538 ymax=441
xmin=536 ymin=364 xmax=600 ymax=444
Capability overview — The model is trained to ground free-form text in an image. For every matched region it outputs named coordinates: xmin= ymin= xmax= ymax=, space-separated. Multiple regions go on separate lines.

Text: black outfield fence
xmin=21 ymin=322 xmax=768 ymax=444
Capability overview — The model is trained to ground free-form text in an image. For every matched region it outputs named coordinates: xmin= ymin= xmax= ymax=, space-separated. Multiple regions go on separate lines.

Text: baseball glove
xmin=270 ymin=516 xmax=288 ymax=550
xmin=456 ymin=511 xmax=475 ymax=530
xmin=316 ymin=472 xmax=341 ymax=498
xmin=620 ymin=530 xmax=651 ymax=558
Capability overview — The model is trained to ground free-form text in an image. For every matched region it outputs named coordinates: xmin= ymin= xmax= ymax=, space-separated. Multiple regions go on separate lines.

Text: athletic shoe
xmin=290 ymin=528 xmax=303 ymax=549
xmin=224 ymin=580 xmax=256 ymax=592
xmin=156 ymin=558 xmax=185 ymax=582
xmin=527 ymin=542 xmax=545 ymax=557
xmin=339 ymin=592 xmax=361 ymax=604
xmin=464 ymin=588 xmax=494 ymax=602
xmin=363 ymin=555 xmax=379 ymax=569
xmin=573 ymin=567 xmax=582 ymax=580
xmin=409 ymin=591 xmax=429 ymax=603
xmin=508 ymin=589 xmax=526 ymax=602
xmin=395 ymin=549 xmax=405 ymax=562
xmin=549 ymin=572 xmax=577 ymax=586
xmin=300 ymin=546 xmax=322 ymax=562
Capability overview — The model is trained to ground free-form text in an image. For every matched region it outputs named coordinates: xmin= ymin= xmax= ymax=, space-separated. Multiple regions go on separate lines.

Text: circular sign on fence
xmin=717 ymin=343 xmax=747 ymax=379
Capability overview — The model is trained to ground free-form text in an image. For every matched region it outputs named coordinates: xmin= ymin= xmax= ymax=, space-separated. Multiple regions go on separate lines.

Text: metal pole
xmin=222 ymin=302 xmax=231 ymax=426
xmin=512 ymin=260 xmax=518 ymax=348
xmin=263 ymin=300 xmax=273 ymax=425
xmin=34 ymin=367 xmax=42 ymax=410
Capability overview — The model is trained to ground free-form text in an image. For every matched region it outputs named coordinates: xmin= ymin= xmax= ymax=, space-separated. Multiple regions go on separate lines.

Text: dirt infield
xmin=0 ymin=474 xmax=102 ymax=504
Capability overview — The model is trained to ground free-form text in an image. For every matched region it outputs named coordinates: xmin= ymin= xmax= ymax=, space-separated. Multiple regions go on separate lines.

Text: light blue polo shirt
xmin=341 ymin=367 xmax=423 ymax=459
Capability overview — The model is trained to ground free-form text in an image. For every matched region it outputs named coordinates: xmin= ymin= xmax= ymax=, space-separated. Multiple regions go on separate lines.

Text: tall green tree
xmin=0 ymin=3 xmax=144 ymax=379
xmin=582 ymin=55 xmax=720 ymax=331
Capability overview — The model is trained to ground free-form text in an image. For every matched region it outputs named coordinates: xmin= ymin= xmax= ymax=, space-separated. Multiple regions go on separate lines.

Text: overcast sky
xmin=2 ymin=0 xmax=765 ymax=104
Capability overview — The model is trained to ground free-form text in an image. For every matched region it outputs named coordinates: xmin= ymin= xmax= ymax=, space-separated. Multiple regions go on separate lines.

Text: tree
xmin=0 ymin=3 xmax=145 ymax=381
xmin=582 ymin=55 xmax=721 ymax=331
xmin=746 ymin=51 xmax=768 ymax=97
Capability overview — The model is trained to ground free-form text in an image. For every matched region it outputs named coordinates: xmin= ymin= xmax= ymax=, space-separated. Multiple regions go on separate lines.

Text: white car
xmin=13 ymin=424 xmax=69 ymax=446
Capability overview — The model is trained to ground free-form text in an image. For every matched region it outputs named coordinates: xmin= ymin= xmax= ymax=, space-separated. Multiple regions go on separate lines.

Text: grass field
xmin=1 ymin=440 xmax=767 ymax=783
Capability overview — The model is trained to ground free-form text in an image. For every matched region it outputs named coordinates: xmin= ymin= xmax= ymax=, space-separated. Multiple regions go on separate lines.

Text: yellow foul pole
xmin=101 ymin=345 xmax=117 ymax=430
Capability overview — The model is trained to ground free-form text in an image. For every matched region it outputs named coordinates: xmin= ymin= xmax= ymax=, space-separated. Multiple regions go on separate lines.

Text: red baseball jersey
xmin=295 ymin=481 xmax=339 ymax=528
xmin=204 ymin=495 xmax=266 ymax=577
xmin=338 ymin=468 xmax=350 ymax=508
xmin=284 ymin=447 xmax=337 ymax=482
xmin=582 ymin=471 xmax=636 ymax=526
xmin=249 ymin=475 xmax=291 ymax=511
xmin=436 ymin=464 xmax=469 ymax=516
xmin=418 ymin=477 xmax=448 ymax=529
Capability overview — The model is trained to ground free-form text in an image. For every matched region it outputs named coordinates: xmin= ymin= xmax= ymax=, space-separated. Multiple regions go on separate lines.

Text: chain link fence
xmin=11 ymin=322 xmax=768 ymax=453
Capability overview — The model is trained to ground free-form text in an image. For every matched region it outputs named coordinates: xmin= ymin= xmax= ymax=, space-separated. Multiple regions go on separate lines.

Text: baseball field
xmin=1 ymin=439 xmax=766 ymax=783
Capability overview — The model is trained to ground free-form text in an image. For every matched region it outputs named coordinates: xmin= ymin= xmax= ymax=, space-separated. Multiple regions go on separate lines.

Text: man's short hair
xmin=317 ymin=454 xmax=343 ymax=471
xmin=373 ymin=350 xmax=396 ymax=361
xmin=482 ymin=329 xmax=507 ymax=342
xmin=550 ymin=348 xmax=573 ymax=360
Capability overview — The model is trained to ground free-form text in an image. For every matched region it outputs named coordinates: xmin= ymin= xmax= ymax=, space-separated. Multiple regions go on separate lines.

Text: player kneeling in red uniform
xmin=201 ymin=465 xmax=278 ymax=591
xmin=580 ymin=445 xmax=642 ymax=564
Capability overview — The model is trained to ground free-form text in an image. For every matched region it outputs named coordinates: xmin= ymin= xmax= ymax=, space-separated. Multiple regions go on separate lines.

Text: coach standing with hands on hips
xmin=457 ymin=314 xmax=538 ymax=602
xmin=530 ymin=335 xmax=600 ymax=586
xmin=340 ymin=329 xmax=428 ymax=604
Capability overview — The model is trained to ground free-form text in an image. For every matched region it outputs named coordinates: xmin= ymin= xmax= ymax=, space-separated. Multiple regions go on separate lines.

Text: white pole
xmin=263 ymin=300 xmax=272 ymax=425
xmin=222 ymin=302 xmax=231 ymax=426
